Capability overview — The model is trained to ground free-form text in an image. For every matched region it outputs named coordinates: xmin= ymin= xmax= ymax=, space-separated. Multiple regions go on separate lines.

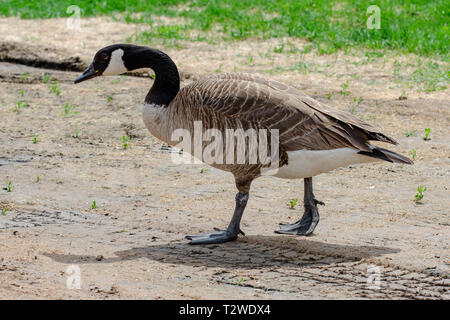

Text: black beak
xmin=74 ymin=63 xmax=99 ymax=84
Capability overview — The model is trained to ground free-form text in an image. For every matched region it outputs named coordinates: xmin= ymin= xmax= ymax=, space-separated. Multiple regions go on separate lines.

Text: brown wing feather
xmin=177 ymin=73 xmax=396 ymax=153
xmin=208 ymin=73 xmax=397 ymax=145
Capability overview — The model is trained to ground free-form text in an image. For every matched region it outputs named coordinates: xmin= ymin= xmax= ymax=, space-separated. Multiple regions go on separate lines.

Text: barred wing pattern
xmin=179 ymin=73 xmax=396 ymax=156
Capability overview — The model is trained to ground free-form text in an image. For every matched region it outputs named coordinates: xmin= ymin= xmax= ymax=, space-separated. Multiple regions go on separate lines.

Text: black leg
xmin=186 ymin=192 xmax=248 ymax=244
xmin=275 ymin=177 xmax=324 ymax=236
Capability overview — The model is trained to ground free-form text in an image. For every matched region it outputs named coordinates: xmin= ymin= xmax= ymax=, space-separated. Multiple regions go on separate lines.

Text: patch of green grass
xmin=300 ymin=44 xmax=314 ymax=54
xmin=1 ymin=0 xmax=448 ymax=58
xmin=32 ymin=133 xmax=38 ymax=144
xmin=43 ymin=74 xmax=51 ymax=83
xmin=91 ymin=200 xmax=97 ymax=209
xmin=273 ymin=43 xmax=284 ymax=53
xmin=411 ymin=60 xmax=448 ymax=92
xmin=36 ymin=173 xmax=40 ymax=183
xmin=50 ymin=81 xmax=61 ymax=96
xmin=393 ymin=59 xmax=448 ymax=92
xmin=266 ymin=61 xmax=318 ymax=75
xmin=340 ymin=82 xmax=350 ymax=96
xmin=1 ymin=208 xmax=7 ymax=215
xmin=411 ymin=149 xmax=417 ymax=160
xmin=61 ymin=103 xmax=78 ymax=117
xmin=405 ymin=130 xmax=416 ymax=137
xmin=354 ymin=97 xmax=363 ymax=105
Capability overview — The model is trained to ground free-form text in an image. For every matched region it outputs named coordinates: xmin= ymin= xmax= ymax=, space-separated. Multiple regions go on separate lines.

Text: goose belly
xmin=274 ymin=148 xmax=378 ymax=179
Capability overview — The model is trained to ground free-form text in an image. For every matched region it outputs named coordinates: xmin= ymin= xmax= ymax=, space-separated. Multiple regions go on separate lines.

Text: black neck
xmin=123 ymin=46 xmax=180 ymax=106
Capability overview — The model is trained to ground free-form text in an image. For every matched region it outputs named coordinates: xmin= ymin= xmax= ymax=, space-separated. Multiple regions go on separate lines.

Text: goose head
xmin=74 ymin=44 xmax=131 ymax=84
xmin=74 ymin=44 xmax=180 ymax=105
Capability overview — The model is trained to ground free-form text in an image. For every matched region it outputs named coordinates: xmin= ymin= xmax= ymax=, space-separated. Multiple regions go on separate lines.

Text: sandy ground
xmin=0 ymin=17 xmax=449 ymax=299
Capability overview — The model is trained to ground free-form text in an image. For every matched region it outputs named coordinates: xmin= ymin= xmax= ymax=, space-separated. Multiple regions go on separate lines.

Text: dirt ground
xmin=0 ymin=17 xmax=449 ymax=299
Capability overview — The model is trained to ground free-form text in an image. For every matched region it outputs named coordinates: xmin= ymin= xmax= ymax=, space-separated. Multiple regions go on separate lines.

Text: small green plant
xmin=273 ymin=43 xmax=284 ymax=53
xmin=6 ymin=181 xmax=12 ymax=192
xmin=327 ymin=93 xmax=332 ymax=100
xmin=399 ymin=90 xmax=408 ymax=100
xmin=350 ymin=107 xmax=356 ymax=114
xmin=61 ymin=103 xmax=78 ymax=117
xmin=36 ymin=174 xmax=40 ymax=183
xmin=1 ymin=208 xmax=7 ymax=215
xmin=91 ymin=200 xmax=97 ymax=209
xmin=50 ymin=81 xmax=61 ymax=96
xmin=122 ymin=135 xmax=130 ymax=149
xmin=32 ymin=133 xmax=38 ymax=144
xmin=288 ymin=198 xmax=298 ymax=209
xmin=215 ymin=64 xmax=223 ymax=73
xmin=15 ymin=100 xmax=29 ymax=111
xmin=20 ymin=89 xmax=24 ymax=97
xmin=237 ymin=277 xmax=244 ymax=285
xmin=405 ymin=130 xmax=416 ymax=137
xmin=423 ymin=128 xmax=431 ymax=140
xmin=72 ymin=129 xmax=81 ymax=138
xmin=200 ymin=168 xmax=207 ymax=174
xmin=43 ymin=74 xmax=51 ymax=83
xmin=340 ymin=82 xmax=350 ymax=96
xmin=107 ymin=95 xmax=113 ymax=103
xmin=21 ymin=73 xmax=30 ymax=79
xmin=299 ymin=44 xmax=314 ymax=54
xmin=414 ymin=186 xmax=427 ymax=202
xmin=355 ymin=97 xmax=363 ymax=105
xmin=411 ymin=149 xmax=417 ymax=160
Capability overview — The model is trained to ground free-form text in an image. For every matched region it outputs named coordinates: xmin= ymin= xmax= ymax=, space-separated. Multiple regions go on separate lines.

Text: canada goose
xmin=75 ymin=44 xmax=413 ymax=245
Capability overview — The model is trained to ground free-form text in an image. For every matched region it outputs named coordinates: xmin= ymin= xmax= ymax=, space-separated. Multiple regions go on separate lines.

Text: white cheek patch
xmin=102 ymin=49 xmax=128 ymax=76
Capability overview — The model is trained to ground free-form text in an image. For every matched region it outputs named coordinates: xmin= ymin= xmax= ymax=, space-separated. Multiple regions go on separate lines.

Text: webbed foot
xmin=186 ymin=228 xmax=245 ymax=245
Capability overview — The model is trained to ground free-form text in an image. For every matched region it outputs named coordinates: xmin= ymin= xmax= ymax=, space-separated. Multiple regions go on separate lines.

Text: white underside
xmin=274 ymin=148 xmax=379 ymax=179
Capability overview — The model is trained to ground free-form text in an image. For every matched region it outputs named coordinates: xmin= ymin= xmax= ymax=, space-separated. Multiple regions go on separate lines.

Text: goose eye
xmin=101 ymin=53 xmax=108 ymax=60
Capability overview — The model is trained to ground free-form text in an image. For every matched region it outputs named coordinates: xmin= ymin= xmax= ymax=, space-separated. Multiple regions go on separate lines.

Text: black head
xmin=74 ymin=44 xmax=180 ymax=105
xmin=74 ymin=44 xmax=135 ymax=84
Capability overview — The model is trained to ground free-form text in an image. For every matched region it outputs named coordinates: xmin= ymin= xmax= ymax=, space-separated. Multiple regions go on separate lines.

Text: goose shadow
xmin=43 ymin=235 xmax=400 ymax=269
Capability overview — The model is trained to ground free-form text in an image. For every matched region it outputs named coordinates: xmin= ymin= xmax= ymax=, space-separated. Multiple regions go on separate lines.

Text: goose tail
xmin=358 ymin=146 xmax=413 ymax=165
